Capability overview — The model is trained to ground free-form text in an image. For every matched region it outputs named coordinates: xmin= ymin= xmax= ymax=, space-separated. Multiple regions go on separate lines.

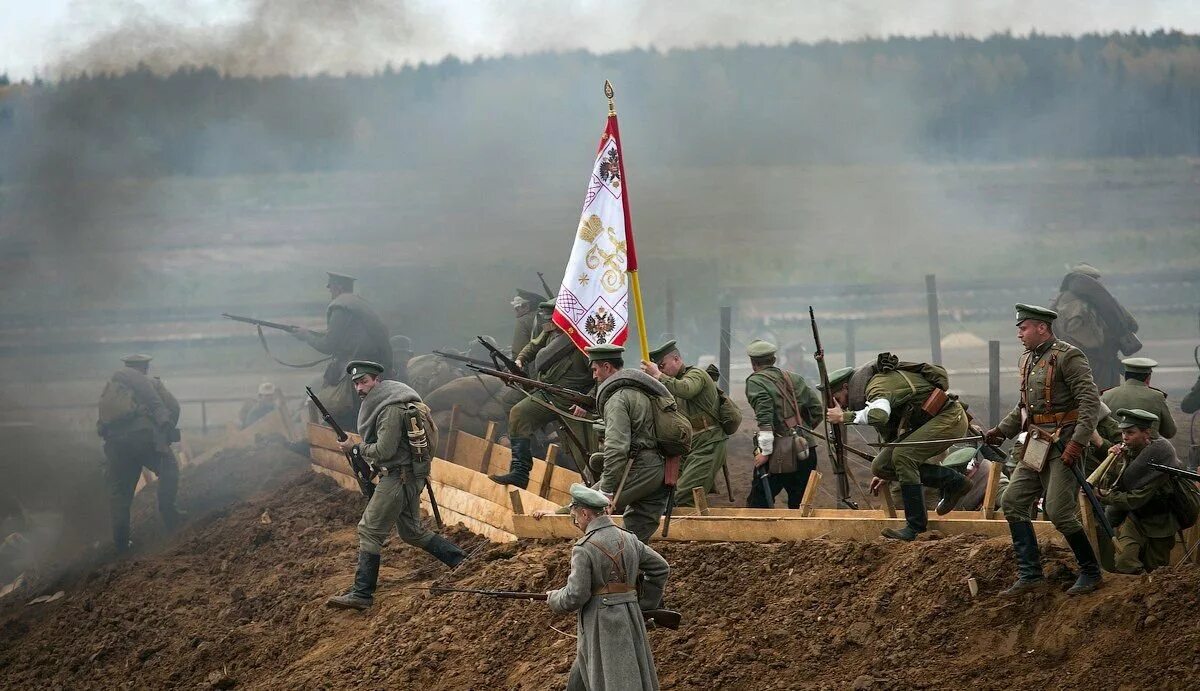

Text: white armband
xmin=852 ymin=398 xmax=891 ymax=425
xmin=756 ymin=431 xmax=774 ymax=455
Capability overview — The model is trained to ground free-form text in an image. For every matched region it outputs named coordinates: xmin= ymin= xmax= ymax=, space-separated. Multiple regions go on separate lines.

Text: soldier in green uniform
xmin=985 ymin=304 xmax=1103 ymax=596
xmin=490 ymin=299 xmax=592 ymax=489
xmin=586 ymin=344 xmax=671 ymax=544
xmin=292 ymin=272 xmax=393 ymax=430
xmin=327 ymin=361 xmax=466 ymax=611
xmin=96 ymin=354 xmax=182 ymax=552
xmin=1100 ymin=358 xmax=1176 ymax=439
xmin=1183 ymin=374 xmax=1200 ymax=415
xmin=510 ymin=289 xmax=544 ymax=356
xmin=1097 ymin=409 xmax=1184 ymax=573
xmin=745 ymin=340 xmax=822 ymax=509
xmin=1051 ymin=262 xmax=1139 ymax=390
xmin=547 ymin=483 xmax=668 ymax=691
xmin=642 ymin=340 xmax=728 ymax=507
xmin=825 ymin=353 xmax=971 ymax=540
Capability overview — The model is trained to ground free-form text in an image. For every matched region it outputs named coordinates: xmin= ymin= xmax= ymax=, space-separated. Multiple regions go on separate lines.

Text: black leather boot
xmin=489 ymin=437 xmax=533 ymax=489
xmin=327 ymin=551 xmax=380 ymax=610
xmin=1000 ymin=521 xmax=1047 ymax=596
xmin=426 ymin=535 xmax=467 ymax=568
xmin=1064 ymin=530 xmax=1103 ymax=595
xmin=882 ymin=484 xmax=927 ymax=541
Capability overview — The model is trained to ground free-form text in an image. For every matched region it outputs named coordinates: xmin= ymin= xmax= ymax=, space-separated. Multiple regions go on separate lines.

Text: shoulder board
xmin=1051 ymin=341 xmax=1074 ymax=353
xmin=575 ymin=531 xmax=596 ymax=546
xmin=1150 ymin=386 xmax=1168 ymax=399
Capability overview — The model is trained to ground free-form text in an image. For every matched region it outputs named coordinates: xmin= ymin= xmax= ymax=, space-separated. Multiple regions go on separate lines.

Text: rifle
xmin=476 ymin=336 xmax=524 ymax=375
xmin=809 ymin=307 xmax=858 ymax=510
xmin=306 ymin=387 xmax=376 ymax=498
xmin=753 ymin=465 xmax=774 ymax=509
xmin=406 ymin=414 xmax=444 ymax=529
xmin=660 ymin=455 xmax=681 ymax=537
xmin=415 ymin=586 xmax=682 ymax=630
xmin=537 ymin=272 xmax=557 ymax=298
xmin=1070 ymin=460 xmax=1114 ymax=540
xmin=433 ymin=350 xmax=493 ymax=369
xmin=1149 ymin=462 xmax=1200 ymax=483
xmin=465 ymin=364 xmax=595 ymax=411
xmin=222 ymin=313 xmax=300 ymax=333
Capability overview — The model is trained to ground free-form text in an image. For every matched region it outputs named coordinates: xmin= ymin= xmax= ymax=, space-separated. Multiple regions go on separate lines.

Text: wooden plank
xmin=539 ymin=445 xmax=560 ymax=500
xmin=478 ymin=422 xmax=499 ymax=474
xmin=312 ymin=464 xmax=363 ymax=494
xmin=418 ymin=494 xmax=516 ymax=543
xmin=430 ymin=458 xmax=557 ymax=514
xmin=692 ymin=487 xmax=710 ymax=516
xmin=424 ymin=481 xmax=518 ymax=533
xmin=981 ymin=460 xmax=1002 ymax=519
xmin=451 ymin=433 xmax=491 ymax=472
xmin=311 ymin=447 xmax=357 ymax=477
xmin=800 ymin=470 xmax=822 ymax=517
xmin=512 ymin=513 xmax=1067 ymax=545
xmin=444 ymin=405 xmax=461 ymax=460
xmin=307 ymin=421 xmax=361 ymax=451
xmin=490 ymin=445 xmax=513 ymax=476
xmin=881 ymin=483 xmax=897 ymax=518
xmin=509 ymin=489 xmax=525 ymax=516
xmin=549 ymin=461 xmax=584 ymax=494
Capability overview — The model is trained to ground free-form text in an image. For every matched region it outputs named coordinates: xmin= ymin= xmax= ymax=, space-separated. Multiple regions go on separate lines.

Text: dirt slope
xmin=2 ymin=442 xmax=1199 ymax=690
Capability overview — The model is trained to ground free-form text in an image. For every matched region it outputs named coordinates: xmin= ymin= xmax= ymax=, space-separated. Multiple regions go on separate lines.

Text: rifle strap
xmin=256 ymin=326 xmax=332 ymax=368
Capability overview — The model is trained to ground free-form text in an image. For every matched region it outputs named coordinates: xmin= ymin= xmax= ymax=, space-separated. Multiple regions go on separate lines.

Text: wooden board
xmin=512 ymin=513 xmax=1066 ymax=545
xmin=307 ymin=422 xmax=361 ymax=451
xmin=450 ymin=432 xmax=492 ymax=473
xmin=312 ymin=464 xmax=363 ymax=494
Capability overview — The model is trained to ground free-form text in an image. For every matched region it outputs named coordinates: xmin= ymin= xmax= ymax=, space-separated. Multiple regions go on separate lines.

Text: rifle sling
xmin=256 ymin=325 xmax=333 ymax=369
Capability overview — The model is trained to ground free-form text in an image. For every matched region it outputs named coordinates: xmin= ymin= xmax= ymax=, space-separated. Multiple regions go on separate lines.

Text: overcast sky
xmin=3 ymin=0 xmax=1199 ymax=80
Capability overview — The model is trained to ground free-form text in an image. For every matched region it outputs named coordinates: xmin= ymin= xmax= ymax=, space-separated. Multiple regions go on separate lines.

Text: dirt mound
xmin=3 ymin=444 xmax=1200 ymax=690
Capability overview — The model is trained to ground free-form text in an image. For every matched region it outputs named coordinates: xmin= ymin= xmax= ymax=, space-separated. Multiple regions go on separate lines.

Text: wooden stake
xmin=692 ymin=487 xmax=710 ymax=516
xmin=800 ymin=470 xmax=823 ymax=517
xmin=509 ymin=489 xmax=525 ymax=516
xmin=980 ymin=460 xmax=1002 ymax=519
xmin=479 ymin=421 xmax=498 ymax=474
xmin=444 ymin=405 xmax=461 ymax=460
xmin=881 ymin=483 xmax=897 ymax=518
xmin=539 ymin=444 xmax=559 ymax=500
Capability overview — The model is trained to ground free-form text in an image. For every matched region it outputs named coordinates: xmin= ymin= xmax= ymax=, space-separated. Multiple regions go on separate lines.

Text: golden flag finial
xmin=604 ymin=79 xmax=615 ymax=116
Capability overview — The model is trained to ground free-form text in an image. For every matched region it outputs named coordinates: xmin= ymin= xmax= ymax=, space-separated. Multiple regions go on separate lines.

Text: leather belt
xmin=376 ymin=464 xmax=406 ymax=478
xmin=688 ymin=416 xmax=714 ymax=433
xmin=1031 ymin=410 xmax=1079 ymax=426
xmin=593 ymin=583 xmax=636 ymax=595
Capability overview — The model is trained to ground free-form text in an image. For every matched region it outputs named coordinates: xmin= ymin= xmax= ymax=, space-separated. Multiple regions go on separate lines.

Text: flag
xmin=552 ymin=111 xmax=642 ymax=353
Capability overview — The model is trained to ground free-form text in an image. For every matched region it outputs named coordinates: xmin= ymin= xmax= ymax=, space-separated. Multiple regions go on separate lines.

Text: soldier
xmin=1050 ymin=262 xmax=1139 ymax=389
xmin=1183 ymin=373 xmax=1200 ymax=415
xmin=96 ymin=354 xmax=182 ymax=552
xmin=490 ymin=299 xmax=592 ymax=489
xmin=239 ymin=381 xmax=277 ymax=429
xmin=1100 ymin=358 xmax=1176 ymax=439
xmin=327 ymin=361 xmax=466 ymax=611
xmin=826 ymin=353 xmax=971 ymax=540
xmin=641 ymin=340 xmax=728 ymax=507
xmin=511 ymin=289 xmax=545 ymax=356
xmin=292 ymin=272 xmax=392 ymax=430
xmin=1095 ymin=408 xmax=1184 ymax=574
xmin=547 ymin=483 xmax=668 ymax=691
xmin=586 ymin=344 xmax=671 ymax=544
xmin=744 ymin=340 xmax=822 ymax=509
xmin=389 ymin=335 xmax=413 ymax=384
xmin=985 ymin=304 xmax=1103 ymax=596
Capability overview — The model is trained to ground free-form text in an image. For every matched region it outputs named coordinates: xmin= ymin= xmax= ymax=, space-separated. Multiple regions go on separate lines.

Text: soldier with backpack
xmin=587 ymin=344 xmax=690 ymax=544
xmin=642 ymin=340 xmax=738 ymax=507
xmin=745 ymin=340 xmax=823 ymax=510
xmin=825 ymin=352 xmax=972 ymax=541
xmin=96 ymin=354 xmax=182 ymax=553
xmin=1097 ymin=408 xmax=1194 ymax=574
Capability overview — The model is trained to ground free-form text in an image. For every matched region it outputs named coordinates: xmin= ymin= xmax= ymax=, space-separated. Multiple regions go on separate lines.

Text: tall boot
xmin=425 ymin=535 xmax=467 ymax=568
xmin=1064 ymin=530 xmax=1103 ymax=596
xmin=924 ymin=465 xmax=972 ymax=516
xmin=489 ymin=437 xmax=532 ymax=489
xmin=882 ymin=484 xmax=927 ymax=541
xmin=327 ymin=551 xmax=380 ymax=610
xmin=1000 ymin=521 xmax=1046 ymax=596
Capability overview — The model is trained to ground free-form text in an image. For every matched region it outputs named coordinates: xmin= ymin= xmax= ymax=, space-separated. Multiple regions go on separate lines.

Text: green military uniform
xmin=993 ymin=304 xmax=1103 ymax=596
xmin=745 ymin=340 xmax=822 ymax=509
xmin=840 ymin=354 xmax=970 ymax=539
xmin=1182 ymin=374 xmax=1200 ymax=415
xmin=548 ymin=484 xmax=668 ymax=691
xmin=493 ymin=299 xmax=594 ymax=489
xmin=1100 ymin=358 xmax=1176 ymax=439
xmin=1051 ymin=263 xmax=1137 ymax=390
xmin=649 ymin=341 xmax=728 ymax=507
xmin=295 ymin=272 xmax=393 ymax=430
xmin=328 ymin=361 xmax=465 ymax=611
xmin=1098 ymin=409 xmax=1181 ymax=573
xmin=588 ymin=345 xmax=670 ymax=544
xmin=511 ymin=289 xmax=544 ymax=356
xmin=97 ymin=355 xmax=182 ymax=552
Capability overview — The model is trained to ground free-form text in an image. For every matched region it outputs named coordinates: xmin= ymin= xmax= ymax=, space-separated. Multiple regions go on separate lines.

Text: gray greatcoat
xmin=547 ymin=515 xmax=670 ymax=691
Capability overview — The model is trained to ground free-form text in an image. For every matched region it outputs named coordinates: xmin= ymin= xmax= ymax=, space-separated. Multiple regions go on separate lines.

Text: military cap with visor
xmin=122 ymin=353 xmax=153 ymax=366
xmin=1014 ymin=303 xmax=1057 ymax=325
xmin=1067 ymin=262 xmax=1102 ymax=279
xmin=818 ymin=366 xmax=855 ymax=392
xmin=568 ymin=483 xmax=611 ymax=509
xmin=346 ymin=360 xmax=385 ymax=380
xmin=586 ymin=344 xmax=625 ymax=364
xmin=538 ymin=298 xmax=557 ymax=313
xmin=1115 ymin=408 xmax=1158 ymax=429
xmin=648 ymin=340 xmax=679 ymax=363
xmin=745 ymin=339 xmax=778 ymax=358
xmin=1120 ymin=357 xmax=1158 ymax=375
xmin=326 ymin=271 xmax=356 ymax=289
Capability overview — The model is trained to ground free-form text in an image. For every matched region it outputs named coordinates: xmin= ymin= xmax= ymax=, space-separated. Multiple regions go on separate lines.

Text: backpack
xmin=1166 ymin=476 xmax=1200 ymax=529
xmin=97 ymin=379 xmax=139 ymax=431
xmin=703 ymin=364 xmax=743 ymax=435
xmin=403 ymin=401 xmax=440 ymax=462
xmin=598 ymin=371 xmax=693 ymax=457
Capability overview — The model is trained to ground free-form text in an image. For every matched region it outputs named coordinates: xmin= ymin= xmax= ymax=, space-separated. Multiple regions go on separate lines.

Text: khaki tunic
xmin=354 ymin=387 xmax=433 ymax=554
xmin=1054 ymin=289 xmax=1120 ymax=389
xmin=547 ymin=515 xmax=669 ymax=691
xmin=596 ymin=384 xmax=667 ymax=544
xmin=1101 ymin=379 xmax=1176 ymax=439
xmin=744 ymin=367 xmax=822 ymax=471
xmin=1099 ymin=439 xmax=1181 ymax=573
xmin=658 ymin=366 xmax=727 ymax=506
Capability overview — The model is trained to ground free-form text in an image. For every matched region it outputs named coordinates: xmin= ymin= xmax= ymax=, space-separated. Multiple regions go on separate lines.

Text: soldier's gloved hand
xmin=1061 ymin=440 xmax=1085 ymax=467
xmin=983 ymin=427 xmax=1006 ymax=446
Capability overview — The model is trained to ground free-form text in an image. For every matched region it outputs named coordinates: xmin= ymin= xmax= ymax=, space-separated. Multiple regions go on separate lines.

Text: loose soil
xmin=2 ymin=440 xmax=1199 ymax=690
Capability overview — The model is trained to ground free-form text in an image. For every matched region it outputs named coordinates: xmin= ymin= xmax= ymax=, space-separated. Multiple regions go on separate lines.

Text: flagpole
xmin=606 ymin=80 xmax=650 ymax=362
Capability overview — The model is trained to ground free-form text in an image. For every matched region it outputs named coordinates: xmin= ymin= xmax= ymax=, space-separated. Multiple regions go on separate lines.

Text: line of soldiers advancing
xmin=95 ymin=265 xmax=1196 ymax=690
